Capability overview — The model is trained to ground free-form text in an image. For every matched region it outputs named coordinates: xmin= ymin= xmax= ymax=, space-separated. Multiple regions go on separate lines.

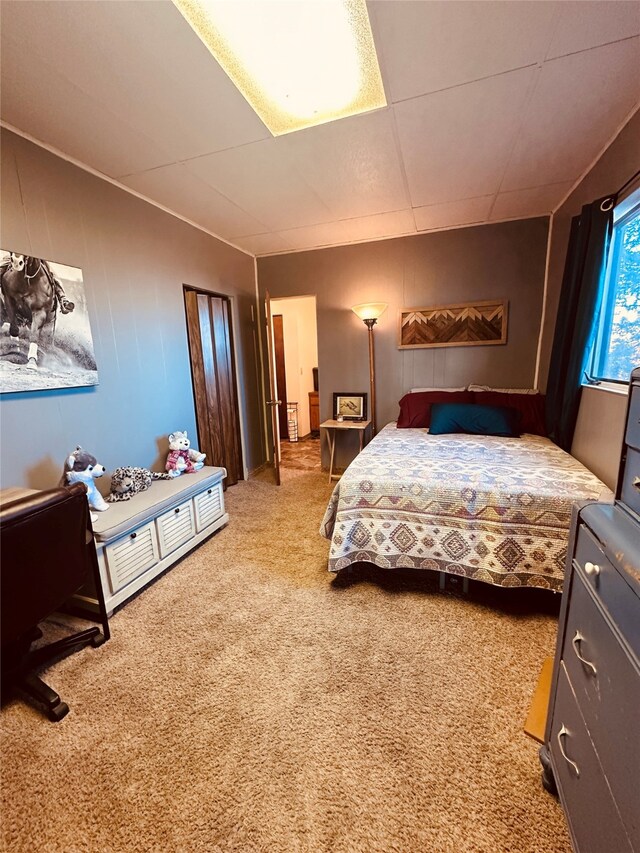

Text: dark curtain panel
xmin=545 ymin=196 xmax=615 ymax=450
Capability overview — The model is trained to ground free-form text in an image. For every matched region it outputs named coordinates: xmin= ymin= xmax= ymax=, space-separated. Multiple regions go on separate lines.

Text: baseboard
xmin=248 ymin=462 xmax=269 ymax=478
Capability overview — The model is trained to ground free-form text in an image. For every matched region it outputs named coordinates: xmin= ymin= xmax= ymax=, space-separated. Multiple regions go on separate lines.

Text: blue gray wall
xmin=0 ymin=129 xmax=265 ymax=489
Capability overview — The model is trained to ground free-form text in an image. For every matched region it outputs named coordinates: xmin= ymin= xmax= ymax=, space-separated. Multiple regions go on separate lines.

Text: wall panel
xmin=258 ymin=217 xmax=549 ymax=467
xmin=0 ymin=129 xmax=264 ymax=489
xmin=540 ymin=109 xmax=640 ymax=487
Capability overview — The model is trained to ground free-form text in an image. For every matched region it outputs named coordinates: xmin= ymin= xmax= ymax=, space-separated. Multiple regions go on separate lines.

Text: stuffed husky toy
xmin=62 ymin=446 xmax=109 ymax=514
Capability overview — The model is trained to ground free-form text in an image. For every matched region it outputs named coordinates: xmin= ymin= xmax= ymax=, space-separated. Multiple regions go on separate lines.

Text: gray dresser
xmin=540 ymin=367 xmax=640 ymax=853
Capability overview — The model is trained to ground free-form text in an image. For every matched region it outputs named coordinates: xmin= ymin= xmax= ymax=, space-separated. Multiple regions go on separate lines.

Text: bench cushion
xmin=91 ymin=466 xmax=226 ymax=543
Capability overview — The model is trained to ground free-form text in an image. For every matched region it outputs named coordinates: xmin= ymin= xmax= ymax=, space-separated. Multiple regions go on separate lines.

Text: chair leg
xmin=27 ymin=627 xmax=102 ymax=669
xmin=25 ymin=627 xmax=103 ymax=721
xmin=20 ymin=672 xmax=69 ymax=722
xmin=5 ymin=627 xmax=104 ymax=722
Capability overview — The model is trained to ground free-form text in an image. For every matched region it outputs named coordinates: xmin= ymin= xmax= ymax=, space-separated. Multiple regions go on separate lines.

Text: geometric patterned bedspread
xmin=320 ymin=424 xmax=612 ymax=591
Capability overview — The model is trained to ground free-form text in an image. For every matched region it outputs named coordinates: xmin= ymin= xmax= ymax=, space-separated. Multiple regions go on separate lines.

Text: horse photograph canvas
xmin=0 ymin=250 xmax=98 ymax=393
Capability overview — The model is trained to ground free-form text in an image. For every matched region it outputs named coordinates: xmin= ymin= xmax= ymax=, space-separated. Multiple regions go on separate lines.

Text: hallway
xmin=279 ymin=436 xmax=321 ymax=478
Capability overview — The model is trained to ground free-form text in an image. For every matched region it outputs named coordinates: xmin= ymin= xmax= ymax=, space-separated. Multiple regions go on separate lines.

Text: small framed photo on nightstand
xmin=333 ymin=392 xmax=367 ymax=421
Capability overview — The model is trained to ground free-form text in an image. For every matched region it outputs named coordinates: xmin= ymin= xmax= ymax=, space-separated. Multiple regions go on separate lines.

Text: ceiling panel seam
xmin=388 ymin=106 xmax=415 ymax=227
xmin=487 ymin=64 xmax=545 ymax=218
xmin=541 ymin=2 xmax=570 ymax=63
xmin=388 ymin=61 xmax=540 ymax=108
xmin=256 ymin=212 xmax=550 ymax=258
xmin=551 ymin=101 xmax=640 ymax=214
xmin=0 ymin=121 xmax=256 ymax=258
xmin=3 ymin=31 xmax=177 ymax=178
xmin=543 ymin=32 xmax=640 ymax=65
xmin=179 ymin=160 xmax=273 ymax=235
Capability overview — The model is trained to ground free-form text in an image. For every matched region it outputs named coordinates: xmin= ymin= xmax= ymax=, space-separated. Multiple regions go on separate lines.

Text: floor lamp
xmin=351 ymin=302 xmax=388 ymax=436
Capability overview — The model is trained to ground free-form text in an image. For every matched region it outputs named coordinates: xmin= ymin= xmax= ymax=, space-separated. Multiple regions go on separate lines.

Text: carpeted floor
xmin=0 ymin=471 xmax=571 ymax=853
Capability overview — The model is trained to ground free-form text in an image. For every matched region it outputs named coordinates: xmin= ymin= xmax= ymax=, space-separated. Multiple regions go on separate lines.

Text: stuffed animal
xmin=62 ymin=446 xmax=109 ymax=513
xmin=108 ymin=466 xmax=172 ymax=502
xmin=165 ymin=430 xmax=206 ymax=477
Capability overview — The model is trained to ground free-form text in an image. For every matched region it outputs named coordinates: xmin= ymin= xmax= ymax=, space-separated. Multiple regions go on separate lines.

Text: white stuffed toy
xmin=165 ymin=430 xmax=206 ymax=478
xmin=63 ymin=446 xmax=109 ymax=514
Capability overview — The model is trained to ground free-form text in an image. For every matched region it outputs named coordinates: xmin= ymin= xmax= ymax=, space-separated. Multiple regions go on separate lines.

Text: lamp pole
xmin=364 ymin=318 xmax=377 ymax=435
xmin=351 ymin=303 xmax=387 ymax=440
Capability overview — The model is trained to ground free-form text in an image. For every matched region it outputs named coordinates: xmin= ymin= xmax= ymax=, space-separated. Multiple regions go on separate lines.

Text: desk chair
xmin=1 ymin=483 xmax=110 ymax=721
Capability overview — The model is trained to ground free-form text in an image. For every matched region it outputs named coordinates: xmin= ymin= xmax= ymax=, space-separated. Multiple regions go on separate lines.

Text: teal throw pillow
xmin=429 ymin=403 xmax=520 ymax=437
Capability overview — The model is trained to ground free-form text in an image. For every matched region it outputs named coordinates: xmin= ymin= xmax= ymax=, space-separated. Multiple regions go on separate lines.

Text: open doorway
xmin=270 ymin=295 xmax=320 ymax=476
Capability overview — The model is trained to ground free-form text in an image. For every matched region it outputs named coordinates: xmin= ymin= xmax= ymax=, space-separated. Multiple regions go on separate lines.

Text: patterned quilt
xmin=320 ymin=424 xmax=612 ymax=591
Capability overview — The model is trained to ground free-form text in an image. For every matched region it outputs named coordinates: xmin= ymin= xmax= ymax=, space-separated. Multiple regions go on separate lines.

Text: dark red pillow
xmin=397 ymin=390 xmax=473 ymax=428
xmin=471 ymin=391 xmax=547 ymax=436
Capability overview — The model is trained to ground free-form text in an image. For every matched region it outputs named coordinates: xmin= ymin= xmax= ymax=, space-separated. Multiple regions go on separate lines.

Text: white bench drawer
xmin=194 ymin=483 xmax=224 ymax=532
xmin=156 ymin=499 xmax=195 ymax=557
xmin=104 ymin=522 xmax=159 ymax=594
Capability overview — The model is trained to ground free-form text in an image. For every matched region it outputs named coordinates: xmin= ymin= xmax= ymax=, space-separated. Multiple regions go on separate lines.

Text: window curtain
xmin=545 ymin=196 xmax=615 ymax=451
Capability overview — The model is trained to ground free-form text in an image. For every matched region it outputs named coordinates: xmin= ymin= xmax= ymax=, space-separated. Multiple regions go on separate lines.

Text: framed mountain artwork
xmin=398 ymin=300 xmax=508 ymax=349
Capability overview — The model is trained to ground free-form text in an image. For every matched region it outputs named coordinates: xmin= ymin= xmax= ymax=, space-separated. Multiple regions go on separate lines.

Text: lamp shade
xmin=351 ymin=302 xmax=388 ymax=321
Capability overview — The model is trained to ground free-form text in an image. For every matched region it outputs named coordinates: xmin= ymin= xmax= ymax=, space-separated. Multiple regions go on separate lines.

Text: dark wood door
xmin=272 ymin=314 xmax=288 ymax=440
xmin=184 ymin=289 xmax=243 ymax=486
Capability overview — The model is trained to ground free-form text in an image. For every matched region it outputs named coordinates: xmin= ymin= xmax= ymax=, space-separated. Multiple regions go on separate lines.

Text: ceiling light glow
xmin=173 ymin=0 xmax=387 ymax=135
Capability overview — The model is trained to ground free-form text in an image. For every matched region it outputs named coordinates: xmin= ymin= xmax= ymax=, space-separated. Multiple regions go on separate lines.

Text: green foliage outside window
xmin=591 ymin=205 xmax=640 ymax=383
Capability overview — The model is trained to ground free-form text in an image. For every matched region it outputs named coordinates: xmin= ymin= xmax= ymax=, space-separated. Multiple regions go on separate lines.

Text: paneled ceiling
xmin=2 ymin=1 xmax=639 ymax=257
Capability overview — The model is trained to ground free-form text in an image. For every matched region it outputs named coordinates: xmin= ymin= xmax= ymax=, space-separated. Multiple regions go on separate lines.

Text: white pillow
xmin=410 ymin=387 xmax=467 ymax=393
xmin=469 ymin=385 xmax=539 ymax=394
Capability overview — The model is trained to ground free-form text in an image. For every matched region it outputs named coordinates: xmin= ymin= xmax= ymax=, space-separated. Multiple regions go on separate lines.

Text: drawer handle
xmin=584 ymin=561 xmax=600 ymax=577
xmin=571 ymin=631 xmax=597 ymax=676
xmin=207 ymin=489 xmax=212 ymax=495
xmin=174 ymin=508 xmax=180 ymax=514
xmin=130 ymin=532 xmax=137 ymax=540
xmin=557 ymin=725 xmax=580 ymax=777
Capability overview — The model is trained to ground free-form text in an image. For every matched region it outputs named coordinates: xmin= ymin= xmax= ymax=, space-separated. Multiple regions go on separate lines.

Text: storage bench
xmin=76 ymin=466 xmax=228 ymax=615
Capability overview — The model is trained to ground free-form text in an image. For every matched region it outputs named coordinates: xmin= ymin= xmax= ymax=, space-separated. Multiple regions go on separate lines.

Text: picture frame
xmin=0 ymin=249 xmax=99 ymax=393
xmin=398 ymin=299 xmax=508 ymax=349
xmin=333 ymin=392 xmax=367 ymax=421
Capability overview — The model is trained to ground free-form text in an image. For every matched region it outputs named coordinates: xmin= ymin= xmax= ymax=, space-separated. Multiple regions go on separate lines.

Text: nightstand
xmin=320 ymin=419 xmax=371 ymax=482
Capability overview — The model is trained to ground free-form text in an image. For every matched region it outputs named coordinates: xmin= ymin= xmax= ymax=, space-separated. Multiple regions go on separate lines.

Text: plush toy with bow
xmin=165 ymin=430 xmax=206 ymax=478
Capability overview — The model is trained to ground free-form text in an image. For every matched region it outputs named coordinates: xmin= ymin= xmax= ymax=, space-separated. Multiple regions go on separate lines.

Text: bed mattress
xmin=320 ymin=424 xmax=612 ymax=591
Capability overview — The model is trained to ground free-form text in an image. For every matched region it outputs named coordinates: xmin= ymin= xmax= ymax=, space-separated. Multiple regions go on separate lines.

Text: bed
xmin=320 ymin=423 xmax=612 ymax=591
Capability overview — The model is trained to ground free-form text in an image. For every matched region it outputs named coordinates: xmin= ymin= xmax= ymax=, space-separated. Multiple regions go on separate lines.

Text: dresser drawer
xmin=550 ymin=665 xmax=633 ymax=853
xmin=561 ymin=573 xmax=640 ymax=844
xmin=624 ymin=384 xmax=640 ymax=451
xmin=193 ymin=483 xmax=224 ymax=532
xmin=620 ymin=445 xmax=640 ymax=519
xmin=574 ymin=523 xmax=638 ymax=650
xmin=156 ymin=499 xmax=195 ymax=557
xmin=104 ymin=521 xmax=159 ymax=594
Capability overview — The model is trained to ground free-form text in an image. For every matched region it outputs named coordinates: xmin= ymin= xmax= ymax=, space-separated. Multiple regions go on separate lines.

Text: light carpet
xmin=0 ymin=471 xmax=571 ymax=853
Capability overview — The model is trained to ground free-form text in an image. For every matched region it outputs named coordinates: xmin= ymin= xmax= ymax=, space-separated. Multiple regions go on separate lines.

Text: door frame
xmin=265 ymin=293 xmax=319 ymax=444
xmin=182 ymin=284 xmax=247 ymax=480
xmin=264 ymin=290 xmax=282 ymax=485
xmin=272 ymin=313 xmax=289 ymax=440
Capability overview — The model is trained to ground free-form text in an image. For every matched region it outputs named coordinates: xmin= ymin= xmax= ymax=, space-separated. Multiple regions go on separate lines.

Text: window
xmin=588 ymin=191 xmax=640 ymax=384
